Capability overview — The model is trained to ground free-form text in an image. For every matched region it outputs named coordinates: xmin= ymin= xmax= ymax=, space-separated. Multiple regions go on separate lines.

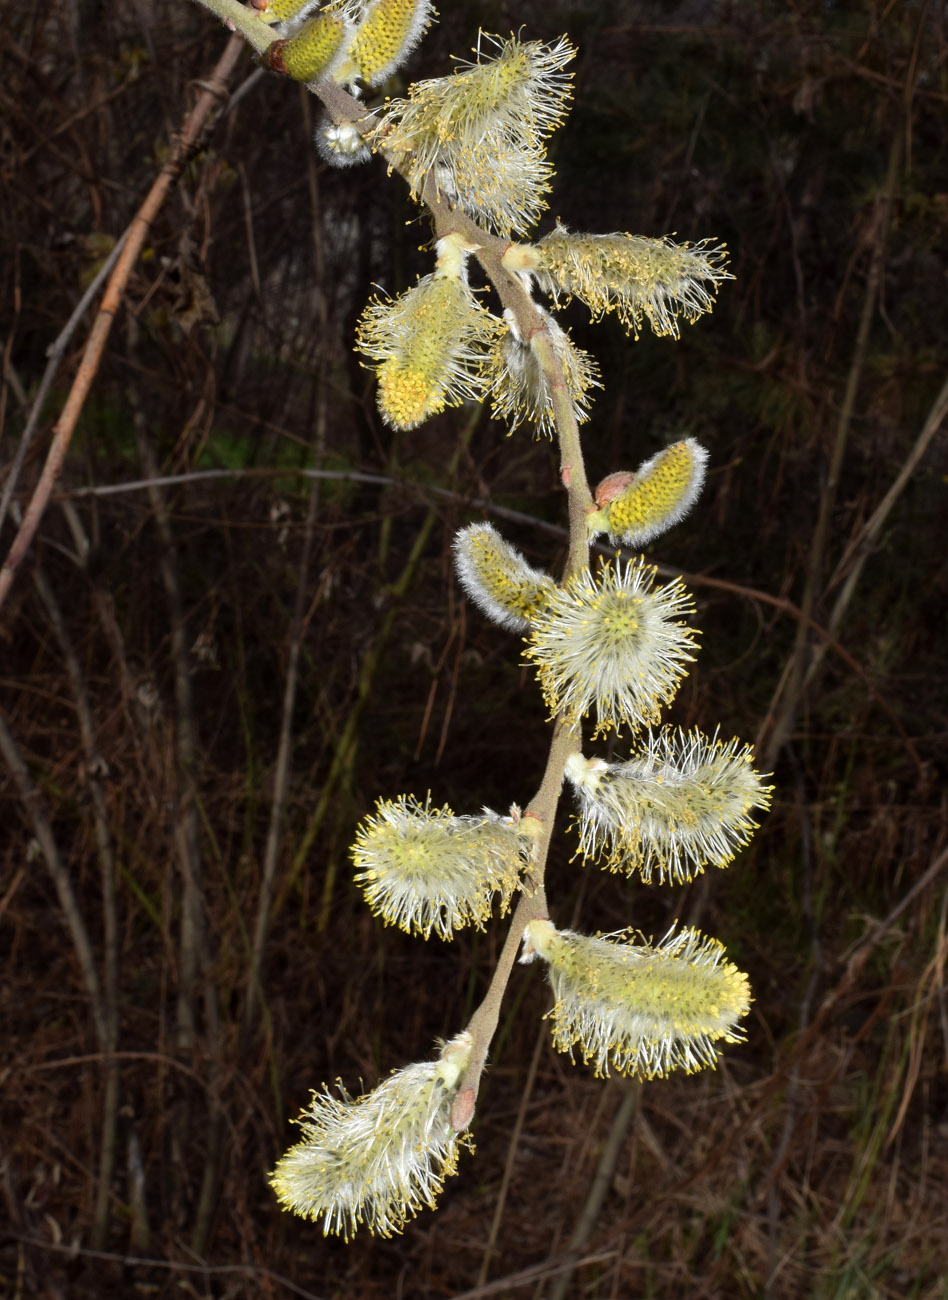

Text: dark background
xmin=2 ymin=0 xmax=947 ymax=1296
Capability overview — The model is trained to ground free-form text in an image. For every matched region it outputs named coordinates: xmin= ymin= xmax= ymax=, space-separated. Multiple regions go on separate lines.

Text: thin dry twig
xmin=546 ymin=1082 xmax=639 ymax=1300
xmin=31 ymin=557 xmax=121 ymax=1250
xmin=133 ymin=412 xmax=223 ymax=1257
xmin=0 ymin=713 xmax=107 ymax=1050
xmin=760 ymin=131 xmax=902 ymax=771
xmin=817 ymin=369 xmax=948 ymax=655
xmin=0 ymin=34 xmax=245 ymax=616
xmin=240 ymin=95 xmax=330 ymax=1054
xmin=12 ymin=1236 xmax=330 ymax=1300
xmin=0 ymin=232 xmax=122 ymax=536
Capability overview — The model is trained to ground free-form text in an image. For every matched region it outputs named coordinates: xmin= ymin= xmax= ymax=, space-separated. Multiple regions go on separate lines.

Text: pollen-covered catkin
xmin=565 ymin=731 xmax=773 ymax=882
xmin=368 ymin=35 xmax=575 ymax=235
xmin=485 ymin=310 xmax=600 ymax=438
xmin=270 ymin=1033 xmax=474 ymax=1237
xmin=526 ymin=226 xmax=732 ymax=339
xmin=356 ymin=257 xmax=500 ymax=429
xmin=351 ymin=796 xmax=530 ymax=939
xmin=524 ymin=559 xmax=698 ymax=735
xmin=525 ymin=919 xmax=751 ymax=1079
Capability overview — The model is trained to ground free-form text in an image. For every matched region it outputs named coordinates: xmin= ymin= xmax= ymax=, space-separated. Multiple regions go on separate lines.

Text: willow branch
xmin=191 ymin=0 xmax=279 ymax=55
xmin=184 ymin=7 xmax=598 ymax=1113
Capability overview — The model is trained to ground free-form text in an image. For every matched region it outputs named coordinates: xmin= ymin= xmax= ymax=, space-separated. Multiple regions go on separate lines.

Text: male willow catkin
xmin=351 ymin=796 xmax=532 ymax=939
xmin=355 ymin=237 xmax=500 ymax=430
xmin=523 ymin=920 xmax=752 ymax=1079
xmin=524 ymin=559 xmax=699 ymax=736
xmin=565 ymin=733 xmax=774 ymax=883
xmin=588 ymin=438 xmax=709 ymax=547
xmin=453 ymin=523 xmax=557 ymax=632
xmin=270 ymin=1033 xmax=475 ymax=1237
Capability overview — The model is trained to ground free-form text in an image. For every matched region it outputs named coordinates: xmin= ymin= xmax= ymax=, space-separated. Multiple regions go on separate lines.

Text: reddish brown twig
xmin=0 ymin=34 xmax=245 ymax=617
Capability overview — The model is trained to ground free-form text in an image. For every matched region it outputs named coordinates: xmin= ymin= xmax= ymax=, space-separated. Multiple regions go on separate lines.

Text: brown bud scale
xmin=594 ymin=470 xmax=636 ymax=508
xmin=264 ymin=40 xmax=289 ymax=75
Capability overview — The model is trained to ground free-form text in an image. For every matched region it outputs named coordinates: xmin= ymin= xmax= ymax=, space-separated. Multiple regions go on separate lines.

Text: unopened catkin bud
xmin=316 ymin=118 xmax=371 ymax=167
xmin=587 ymin=439 xmax=709 ymax=547
xmin=266 ymin=9 xmax=352 ymax=82
xmin=453 ymin=523 xmax=556 ymax=631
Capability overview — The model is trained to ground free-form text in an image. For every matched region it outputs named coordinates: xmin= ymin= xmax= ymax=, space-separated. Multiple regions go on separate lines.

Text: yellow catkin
xmin=524 ymin=560 xmax=698 ymax=736
xmin=357 ymin=271 xmax=498 ymax=430
xmin=279 ymin=12 xmax=349 ymax=82
xmin=587 ymin=439 xmax=708 ymax=547
xmin=351 ymin=796 xmax=527 ymax=939
xmin=374 ymin=277 xmax=460 ymax=425
xmin=269 ymin=1034 xmax=474 ymax=1237
xmin=533 ymin=228 xmax=731 ymax=339
xmin=261 ymin=0 xmax=317 ymax=24
xmin=527 ymin=920 xmax=752 ymax=1079
xmin=467 ymin=543 xmax=546 ymax=622
xmin=565 ymin=733 xmax=773 ymax=883
xmin=486 ymin=314 xmax=600 ymax=438
xmin=367 ymin=35 xmax=573 ymax=235
xmin=609 ymin=441 xmax=693 ymax=533
xmin=350 ymin=0 xmax=433 ymax=85
xmin=453 ymin=523 xmax=556 ymax=631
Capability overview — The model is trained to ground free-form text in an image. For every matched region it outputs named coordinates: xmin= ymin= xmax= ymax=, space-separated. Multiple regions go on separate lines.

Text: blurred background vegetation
xmin=1 ymin=0 xmax=946 ymax=1296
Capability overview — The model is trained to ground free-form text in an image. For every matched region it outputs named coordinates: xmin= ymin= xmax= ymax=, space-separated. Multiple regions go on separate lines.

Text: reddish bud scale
xmin=264 ymin=38 xmax=290 ymax=74
xmin=594 ymin=470 xmax=636 ymax=508
xmin=450 ymin=1088 xmax=476 ymax=1132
